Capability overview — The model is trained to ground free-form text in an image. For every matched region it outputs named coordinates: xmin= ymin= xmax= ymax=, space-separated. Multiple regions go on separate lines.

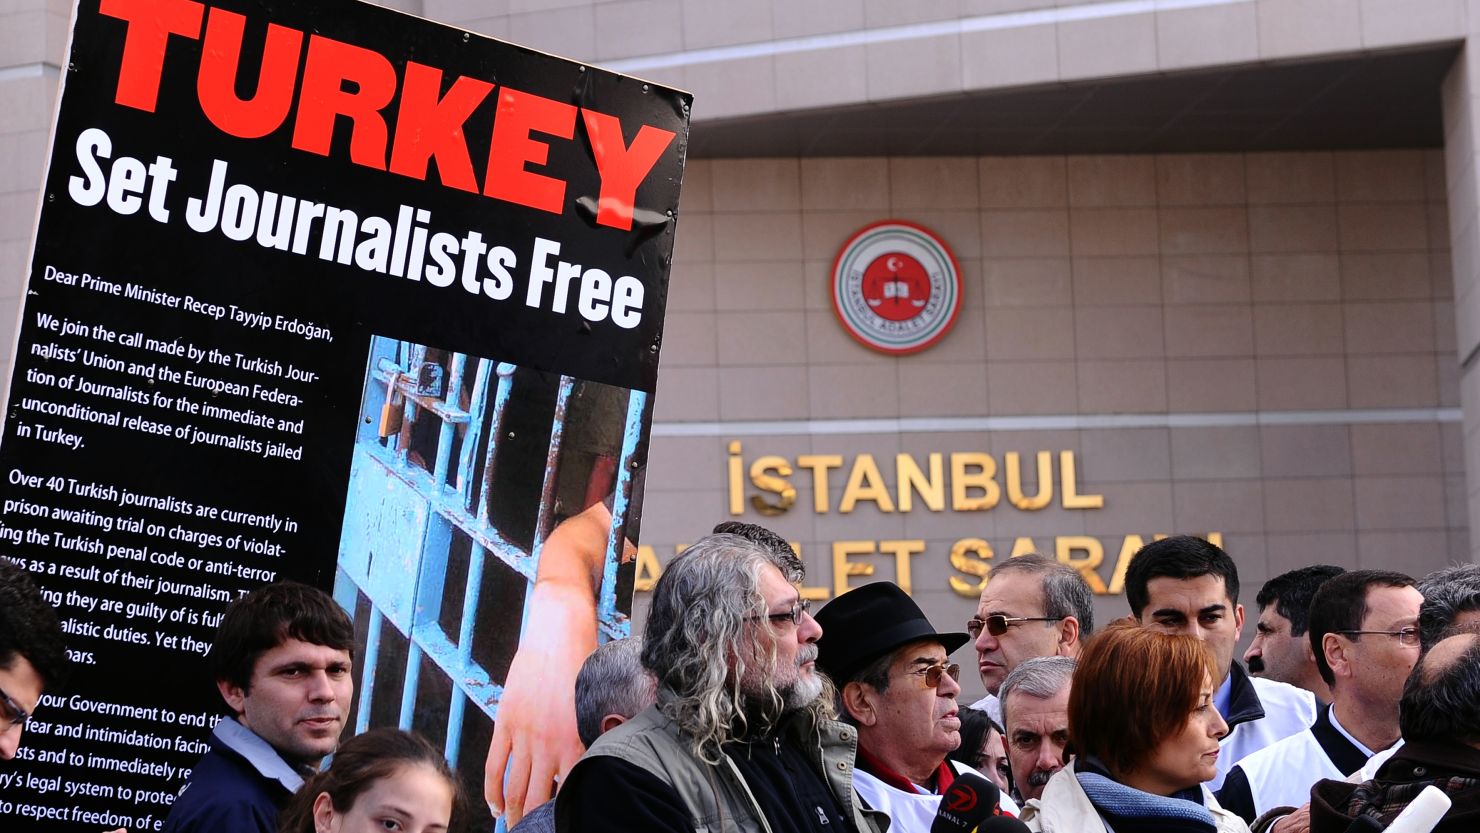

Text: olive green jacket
xmin=556 ymin=701 xmax=888 ymax=833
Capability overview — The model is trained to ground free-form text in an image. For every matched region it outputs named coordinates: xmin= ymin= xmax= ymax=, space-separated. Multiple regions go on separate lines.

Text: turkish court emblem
xmin=831 ymin=221 xmax=962 ymax=355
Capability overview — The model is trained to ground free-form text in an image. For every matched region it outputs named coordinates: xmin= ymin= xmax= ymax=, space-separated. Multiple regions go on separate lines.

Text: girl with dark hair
xmin=279 ymin=728 xmax=461 ymax=833
xmin=948 ymin=707 xmax=1011 ymax=794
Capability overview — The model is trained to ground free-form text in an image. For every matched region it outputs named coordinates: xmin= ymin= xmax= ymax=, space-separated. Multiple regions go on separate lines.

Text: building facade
xmin=4 ymin=0 xmax=1477 ymax=700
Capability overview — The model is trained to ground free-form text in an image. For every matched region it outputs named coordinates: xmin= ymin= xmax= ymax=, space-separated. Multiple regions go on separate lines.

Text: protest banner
xmin=0 ymin=0 xmax=689 ymax=828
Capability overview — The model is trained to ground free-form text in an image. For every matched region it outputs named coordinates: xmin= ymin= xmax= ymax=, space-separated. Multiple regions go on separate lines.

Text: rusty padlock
xmin=378 ymin=370 xmax=404 ymax=438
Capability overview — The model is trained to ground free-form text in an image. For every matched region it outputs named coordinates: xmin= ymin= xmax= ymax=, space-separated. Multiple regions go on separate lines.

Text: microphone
xmin=978 ymin=818 xmax=1032 ymax=833
xmin=930 ymin=770 xmax=1002 ymax=833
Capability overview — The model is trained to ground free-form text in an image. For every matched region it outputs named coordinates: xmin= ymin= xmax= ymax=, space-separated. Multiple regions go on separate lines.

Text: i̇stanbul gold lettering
xmin=725 ymin=441 xmax=1106 ymax=515
xmin=631 ymin=441 xmax=1221 ymax=601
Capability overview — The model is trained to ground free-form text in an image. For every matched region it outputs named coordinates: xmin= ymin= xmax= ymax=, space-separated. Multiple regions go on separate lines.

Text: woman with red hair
xmin=1025 ymin=622 xmax=1249 ymax=832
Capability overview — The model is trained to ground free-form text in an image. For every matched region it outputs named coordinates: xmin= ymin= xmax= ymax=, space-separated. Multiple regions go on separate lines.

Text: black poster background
xmin=0 ymin=0 xmax=688 ymax=828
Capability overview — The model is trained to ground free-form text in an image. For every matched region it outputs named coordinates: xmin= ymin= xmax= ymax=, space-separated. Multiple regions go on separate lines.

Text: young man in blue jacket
xmin=163 ymin=582 xmax=355 ymax=833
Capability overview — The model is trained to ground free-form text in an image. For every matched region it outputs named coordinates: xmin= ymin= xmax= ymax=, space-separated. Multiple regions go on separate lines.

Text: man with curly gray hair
xmin=555 ymin=533 xmax=885 ymax=833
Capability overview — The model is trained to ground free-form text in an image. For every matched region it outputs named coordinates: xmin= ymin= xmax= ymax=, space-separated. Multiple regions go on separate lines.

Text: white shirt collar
xmin=213 ymin=716 xmax=307 ymax=792
xmin=1327 ymin=706 xmax=1379 ymax=758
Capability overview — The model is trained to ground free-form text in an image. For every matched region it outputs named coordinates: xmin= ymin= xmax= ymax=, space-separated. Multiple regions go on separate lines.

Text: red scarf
xmin=855 ymin=743 xmax=956 ymax=795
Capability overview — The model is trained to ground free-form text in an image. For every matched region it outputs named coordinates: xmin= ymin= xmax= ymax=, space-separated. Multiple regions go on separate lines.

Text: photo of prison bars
xmin=333 ymin=337 xmax=644 ymax=782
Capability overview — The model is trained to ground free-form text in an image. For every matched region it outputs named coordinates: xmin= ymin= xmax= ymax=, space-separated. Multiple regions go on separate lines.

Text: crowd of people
xmin=5 ymin=529 xmax=1480 ymax=833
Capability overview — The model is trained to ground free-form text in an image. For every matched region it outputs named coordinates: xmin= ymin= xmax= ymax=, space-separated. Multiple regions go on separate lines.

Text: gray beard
xmin=782 ymin=671 xmax=824 ymax=711
xmin=740 ymin=671 xmax=824 ymax=727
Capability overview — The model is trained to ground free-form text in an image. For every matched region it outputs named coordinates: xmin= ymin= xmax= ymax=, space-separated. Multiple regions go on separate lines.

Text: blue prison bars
xmin=334 ymin=337 xmax=641 ymax=767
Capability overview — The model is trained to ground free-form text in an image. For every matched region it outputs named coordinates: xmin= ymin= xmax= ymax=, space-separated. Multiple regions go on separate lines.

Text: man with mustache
xmin=815 ymin=582 xmax=1013 ymax=830
xmin=969 ymin=554 xmax=1092 ymax=725
xmin=999 ymin=656 xmax=1074 ymax=806
xmin=164 ymin=582 xmax=355 ymax=833
xmin=1243 ymin=566 xmax=1344 ymax=705
xmin=556 ymin=533 xmax=885 ymax=833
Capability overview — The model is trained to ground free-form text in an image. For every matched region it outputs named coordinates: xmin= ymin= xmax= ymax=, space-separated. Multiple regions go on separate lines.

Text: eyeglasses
xmin=1335 ymin=627 xmax=1421 ymax=647
xmin=0 ymin=686 xmax=31 ymax=730
xmin=907 ymin=661 xmax=961 ymax=689
xmin=966 ymin=615 xmax=1064 ymax=638
xmin=750 ymin=598 xmax=811 ymax=627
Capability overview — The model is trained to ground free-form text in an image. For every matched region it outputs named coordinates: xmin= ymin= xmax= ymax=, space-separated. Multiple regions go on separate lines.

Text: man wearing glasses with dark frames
xmin=557 ymin=533 xmax=887 ymax=833
xmin=968 ymin=554 xmax=1092 ymax=725
xmin=0 ymin=557 xmax=70 ymax=763
xmin=1219 ymin=569 xmax=1421 ymax=831
xmin=816 ymin=581 xmax=1018 ymax=831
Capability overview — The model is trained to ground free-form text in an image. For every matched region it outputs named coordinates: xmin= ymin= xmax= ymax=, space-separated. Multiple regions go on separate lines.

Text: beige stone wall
xmin=639 ymin=150 xmax=1462 ymax=698
xmin=1 ymin=3 xmax=1473 ymax=689
xmin=419 ymin=0 xmax=1469 ymax=121
xmin=0 ymin=0 xmax=69 ymax=385
xmin=1442 ymin=42 xmax=1480 ymax=565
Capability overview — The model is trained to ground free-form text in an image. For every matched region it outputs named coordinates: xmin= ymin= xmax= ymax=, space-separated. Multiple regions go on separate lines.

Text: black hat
xmin=814 ymin=582 xmax=971 ymax=684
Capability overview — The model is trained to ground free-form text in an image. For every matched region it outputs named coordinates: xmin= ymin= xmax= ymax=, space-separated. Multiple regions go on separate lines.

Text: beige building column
xmin=0 ymin=0 xmax=70 ymax=399
xmin=1444 ymin=42 xmax=1480 ymax=563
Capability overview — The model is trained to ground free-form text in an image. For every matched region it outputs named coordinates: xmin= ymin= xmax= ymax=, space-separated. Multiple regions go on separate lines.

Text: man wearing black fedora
xmin=816 ymin=581 xmax=1018 ymax=831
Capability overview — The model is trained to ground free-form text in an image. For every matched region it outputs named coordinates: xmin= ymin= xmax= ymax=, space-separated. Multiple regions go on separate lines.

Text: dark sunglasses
xmin=966 ymin=614 xmax=1064 ymax=638
xmin=908 ymin=661 xmax=961 ymax=689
